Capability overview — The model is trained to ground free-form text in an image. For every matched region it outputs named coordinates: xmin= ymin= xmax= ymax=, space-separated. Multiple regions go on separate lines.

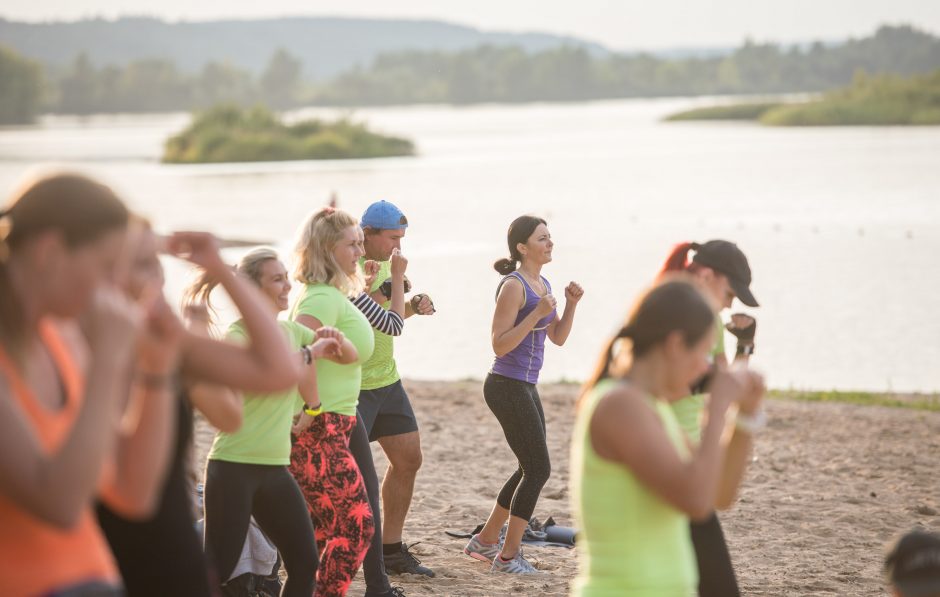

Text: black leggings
xmin=204 ymin=460 xmax=317 ymax=596
xmin=690 ymin=513 xmax=740 ymax=597
xmin=483 ymin=373 xmax=551 ymax=521
xmin=349 ymin=414 xmax=391 ymax=594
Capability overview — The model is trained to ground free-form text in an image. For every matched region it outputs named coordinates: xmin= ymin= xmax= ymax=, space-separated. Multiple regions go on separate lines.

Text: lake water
xmin=1 ymin=98 xmax=938 ymax=392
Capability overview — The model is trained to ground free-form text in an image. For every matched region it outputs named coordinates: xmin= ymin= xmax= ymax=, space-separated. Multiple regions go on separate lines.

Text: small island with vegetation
xmin=162 ymin=104 xmax=415 ymax=164
xmin=665 ymin=70 xmax=940 ymax=126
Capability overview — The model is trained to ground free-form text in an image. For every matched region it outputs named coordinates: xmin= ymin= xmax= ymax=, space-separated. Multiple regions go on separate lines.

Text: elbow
xmin=686 ymin=502 xmax=714 ymax=522
xmin=216 ymin=409 xmax=243 ymax=434
xmin=714 ymin=489 xmax=740 ymax=512
xmin=679 ymin=492 xmax=715 ymax=521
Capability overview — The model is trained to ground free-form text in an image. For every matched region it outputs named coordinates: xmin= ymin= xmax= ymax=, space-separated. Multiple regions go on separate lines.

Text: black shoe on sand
xmin=384 ymin=543 xmax=435 ymax=577
xmin=364 ymin=586 xmax=407 ymax=597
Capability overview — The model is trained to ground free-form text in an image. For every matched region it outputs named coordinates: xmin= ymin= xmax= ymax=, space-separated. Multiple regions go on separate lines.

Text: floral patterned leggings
xmin=290 ymin=413 xmax=374 ymax=597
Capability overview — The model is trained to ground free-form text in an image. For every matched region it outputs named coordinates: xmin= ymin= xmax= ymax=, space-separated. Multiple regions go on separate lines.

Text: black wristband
xmin=300 ymin=345 xmax=312 ymax=365
xmin=736 ymin=343 xmax=755 ymax=357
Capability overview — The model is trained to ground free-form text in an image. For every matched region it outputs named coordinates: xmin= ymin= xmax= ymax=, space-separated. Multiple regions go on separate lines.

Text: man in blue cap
xmin=350 ymin=200 xmax=436 ymax=592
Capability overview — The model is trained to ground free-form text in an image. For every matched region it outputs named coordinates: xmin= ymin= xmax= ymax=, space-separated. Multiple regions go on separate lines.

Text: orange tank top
xmin=0 ymin=320 xmax=119 ymax=596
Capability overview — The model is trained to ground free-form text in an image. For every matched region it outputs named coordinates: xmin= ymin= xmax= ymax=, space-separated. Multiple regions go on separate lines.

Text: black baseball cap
xmin=886 ymin=530 xmax=940 ymax=597
xmin=691 ymin=240 xmax=759 ymax=307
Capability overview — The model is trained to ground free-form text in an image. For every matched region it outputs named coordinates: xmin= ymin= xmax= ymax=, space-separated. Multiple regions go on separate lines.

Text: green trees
xmin=0 ymin=45 xmax=44 ymax=124
xmin=665 ymin=70 xmax=940 ymax=125
xmin=162 ymin=104 xmax=415 ymax=163
xmin=1 ymin=24 xmax=939 ymax=119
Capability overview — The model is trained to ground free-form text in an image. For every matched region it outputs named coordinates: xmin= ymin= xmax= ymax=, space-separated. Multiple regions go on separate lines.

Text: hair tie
xmin=322 ymin=206 xmax=336 ymax=215
xmin=617 ymin=324 xmax=635 ymax=339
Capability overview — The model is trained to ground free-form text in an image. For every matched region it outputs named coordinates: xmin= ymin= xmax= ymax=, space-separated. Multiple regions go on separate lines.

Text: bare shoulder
xmin=593 ymin=381 xmax=647 ymax=417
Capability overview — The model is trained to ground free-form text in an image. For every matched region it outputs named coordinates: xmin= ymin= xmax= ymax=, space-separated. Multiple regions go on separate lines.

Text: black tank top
xmin=96 ymin=393 xmax=214 ymax=596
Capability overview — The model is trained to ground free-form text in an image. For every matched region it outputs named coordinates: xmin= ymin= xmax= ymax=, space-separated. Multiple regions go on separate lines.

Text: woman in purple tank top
xmin=462 ymin=215 xmax=584 ymax=574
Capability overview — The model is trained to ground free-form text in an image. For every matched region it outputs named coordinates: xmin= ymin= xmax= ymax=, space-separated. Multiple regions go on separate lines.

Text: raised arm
xmin=0 ymin=290 xmax=138 ymax=528
xmin=491 ymin=278 xmax=555 ymax=357
xmin=169 ymin=232 xmax=299 ymax=393
xmin=182 ymin=307 xmax=242 ymax=433
xmin=295 ymin=315 xmax=359 ymax=365
xmin=589 ymin=372 xmax=752 ymax=521
xmin=547 ymin=281 xmax=583 ymax=346
xmin=98 ymin=295 xmax=184 ymax=519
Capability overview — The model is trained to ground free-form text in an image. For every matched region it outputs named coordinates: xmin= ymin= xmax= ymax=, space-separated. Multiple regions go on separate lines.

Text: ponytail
xmin=657 ymin=242 xmax=699 ymax=279
xmin=181 ymin=246 xmax=281 ymax=323
xmin=493 ymin=257 xmax=518 ymax=275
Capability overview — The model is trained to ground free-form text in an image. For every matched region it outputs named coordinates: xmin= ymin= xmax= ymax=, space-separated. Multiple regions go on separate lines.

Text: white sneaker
xmin=489 ymin=550 xmax=539 ymax=574
xmin=463 ymin=534 xmax=502 ymax=563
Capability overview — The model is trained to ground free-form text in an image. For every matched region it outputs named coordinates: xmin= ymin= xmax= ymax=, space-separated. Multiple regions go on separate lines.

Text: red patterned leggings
xmin=290 ymin=413 xmax=374 ymax=597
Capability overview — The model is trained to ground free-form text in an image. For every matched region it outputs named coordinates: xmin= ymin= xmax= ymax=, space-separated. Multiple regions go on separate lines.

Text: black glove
xmin=379 ymin=275 xmax=412 ymax=300
xmin=725 ymin=313 xmax=756 ymax=343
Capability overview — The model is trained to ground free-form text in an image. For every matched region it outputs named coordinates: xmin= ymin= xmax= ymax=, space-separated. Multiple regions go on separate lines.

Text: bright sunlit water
xmin=2 ymin=98 xmax=938 ymax=392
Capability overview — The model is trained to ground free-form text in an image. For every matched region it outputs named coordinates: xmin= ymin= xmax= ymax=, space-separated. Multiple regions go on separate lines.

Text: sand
xmin=193 ymin=380 xmax=940 ymax=596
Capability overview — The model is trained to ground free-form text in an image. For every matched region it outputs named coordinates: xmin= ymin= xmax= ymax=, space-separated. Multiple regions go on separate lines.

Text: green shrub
xmin=163 ymin=104 xmax=415 ymax=163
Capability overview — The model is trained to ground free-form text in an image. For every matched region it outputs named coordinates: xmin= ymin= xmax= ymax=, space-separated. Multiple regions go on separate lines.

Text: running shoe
xmin=490 ymin=550 xmax=540 ymax=574
xmin=463 ymin=534 xmax=502 ymax=563
xmin=384 ymin=542 xmax=435 ymax=577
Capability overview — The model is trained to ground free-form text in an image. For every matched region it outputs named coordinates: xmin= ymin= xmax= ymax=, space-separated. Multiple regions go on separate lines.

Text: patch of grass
xmin=769 ymin=389 xmax=940 ymax=412
xmin=664 ymin=102 xmax=783 ymax=121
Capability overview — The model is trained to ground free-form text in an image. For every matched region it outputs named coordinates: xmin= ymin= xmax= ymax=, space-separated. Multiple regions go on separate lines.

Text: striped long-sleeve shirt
xmin=350 ymin=292 xmax=404 ymax=336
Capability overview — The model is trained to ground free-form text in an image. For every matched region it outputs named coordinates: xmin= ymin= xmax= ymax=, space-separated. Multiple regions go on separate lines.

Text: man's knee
xmin=381 ymin=433 xmax=423 ymax=475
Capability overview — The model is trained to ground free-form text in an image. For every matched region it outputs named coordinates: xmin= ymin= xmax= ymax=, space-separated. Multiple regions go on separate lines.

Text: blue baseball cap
xmin=361 ymin=200 xmax=408 ymax=230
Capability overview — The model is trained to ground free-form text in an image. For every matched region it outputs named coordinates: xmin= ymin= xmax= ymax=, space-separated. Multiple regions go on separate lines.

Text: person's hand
xmin=363 ymin=260 xmax=381 ymax=289
xmin=706 ymin=368 xmax=746 ymax=417
xmin=726 ymin=314 xmax=757 ymax=345
xmin=315 ymin=327 xmax=345 ymax=357
xmin=411 ymin=293 xmax=436 ymax=315
xmin=292 ymin=410 xmax=315 ymax=435
xmin=165 ymin=232 xmax=227 ymax=276
xmin=83 ymin=285 xmax=143 ymax=362
xmin=534 ymin=294 xmax=557 ymax=318
xmin=735 ymin=369 xmax=766 ymax=415
xmin=565 ymin=282 xmax=584 ymax=304
xmin=390 ymin=249 xmax=408 ymax=277
xmin=136 ymin=294 xmax=185 ymax=377
xmin=310 ymin=337 xmax=342 ymax=360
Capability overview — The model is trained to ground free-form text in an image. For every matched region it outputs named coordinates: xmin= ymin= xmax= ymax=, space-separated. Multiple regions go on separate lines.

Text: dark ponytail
xmin=578 ymin=276 xmax=714 ymax=408
xmin=493 ymin=215 xmax=547 ymax=275
xmin=493 ymin=257 xmax=517 ymax=275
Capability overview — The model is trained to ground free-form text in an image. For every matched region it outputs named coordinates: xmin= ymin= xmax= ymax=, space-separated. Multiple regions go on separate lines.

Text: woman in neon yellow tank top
xmin=571 ymin=278 xmax=766 ymax=597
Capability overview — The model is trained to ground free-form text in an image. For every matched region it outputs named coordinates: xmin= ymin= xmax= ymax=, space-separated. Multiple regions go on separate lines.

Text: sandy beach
xmin=193 ymin=380 xmax=940 ymax=596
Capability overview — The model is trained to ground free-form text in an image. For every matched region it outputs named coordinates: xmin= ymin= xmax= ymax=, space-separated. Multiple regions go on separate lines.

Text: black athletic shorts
xmin=357 ymin=380 xmax=419 ymax=442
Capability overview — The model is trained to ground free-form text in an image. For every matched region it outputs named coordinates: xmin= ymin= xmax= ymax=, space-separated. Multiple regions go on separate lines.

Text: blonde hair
xmin=292 ymin=207 xmax=363 ymax=297
xmin=182 ymin=246 xmax=281 ymax=316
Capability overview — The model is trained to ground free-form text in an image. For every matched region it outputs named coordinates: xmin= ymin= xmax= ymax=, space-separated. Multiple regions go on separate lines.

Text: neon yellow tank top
xmin=570 ymin=379 xmax=697 ymax=597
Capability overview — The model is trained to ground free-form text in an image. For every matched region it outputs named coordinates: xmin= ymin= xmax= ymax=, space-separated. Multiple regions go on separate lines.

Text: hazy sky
xmin=3 ymin=0 xmax=939 ymax=49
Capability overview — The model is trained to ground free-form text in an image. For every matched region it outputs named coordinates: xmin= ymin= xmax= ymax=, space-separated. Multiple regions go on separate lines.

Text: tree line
xmin=2 ymin=24 xmax=938 ymax=124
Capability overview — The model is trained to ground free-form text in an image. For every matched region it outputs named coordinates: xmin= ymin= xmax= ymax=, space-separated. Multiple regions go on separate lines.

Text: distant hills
xmin=0 ymin=16 xmax=610 ymax=79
